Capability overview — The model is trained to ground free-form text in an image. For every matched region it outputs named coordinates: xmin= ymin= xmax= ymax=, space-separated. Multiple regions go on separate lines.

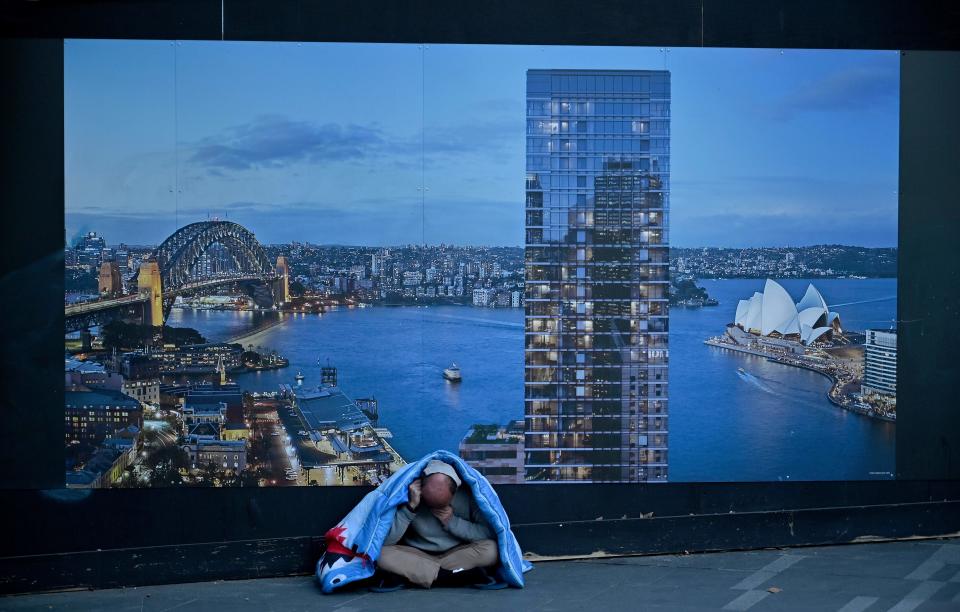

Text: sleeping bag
xmin=316 ymin=449 xmax=533 ymax=592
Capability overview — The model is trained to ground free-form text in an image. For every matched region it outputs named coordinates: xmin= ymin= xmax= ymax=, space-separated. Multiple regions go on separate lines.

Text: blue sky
xmin=64 ymin=41 xmax=899 ymax=247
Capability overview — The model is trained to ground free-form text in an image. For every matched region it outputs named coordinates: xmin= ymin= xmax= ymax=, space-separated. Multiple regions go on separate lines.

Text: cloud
xmin=186 ymin=113 xmax=523 ymax=175
xmin=189 ymin=115 xmax=388 ymax=171
xmin=763 ymin=63 xmax=898 ymax=121
xmin=424 ymin=118 xmax=523 ymax=159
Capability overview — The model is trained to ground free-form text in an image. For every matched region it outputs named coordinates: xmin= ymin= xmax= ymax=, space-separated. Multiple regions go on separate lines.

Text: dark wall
xmin=1 ymin=481 xmax=959 ymax=593
xmin=896 ymin=50 xmax=960 ymax=480
xmin=2 ymin=0 xmax=960 ymax=49
xmin=0 ymin=39 xmax=65 ymax=490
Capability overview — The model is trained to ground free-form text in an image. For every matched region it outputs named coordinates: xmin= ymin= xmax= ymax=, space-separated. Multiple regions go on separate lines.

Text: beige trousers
xmin=377 ymin=539 xmax=499 ymax=588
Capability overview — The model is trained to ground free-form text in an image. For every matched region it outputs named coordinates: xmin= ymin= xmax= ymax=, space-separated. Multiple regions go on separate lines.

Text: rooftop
xmin=65 ymin=387 xmax=140 ymax=409
xmin=462 ymin=423 xmax=524 ymax=445
xmin=64 ymin=357 xmax=106 ymax=374
xmin=288 ymin=384 xmax=370 ymax=433
xmin=195 ymin=439 xmax=246 ymax=449
xmin=6 ymin=539 xmax=958 ymax=610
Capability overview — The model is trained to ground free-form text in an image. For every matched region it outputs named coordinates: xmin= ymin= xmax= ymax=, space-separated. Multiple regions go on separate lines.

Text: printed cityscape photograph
xmin=63 ymin=41 xmax=899 ymax=488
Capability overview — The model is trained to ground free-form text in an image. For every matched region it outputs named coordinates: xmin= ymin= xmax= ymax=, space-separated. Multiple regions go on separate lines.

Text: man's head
xmin=420 ymin=459 xmax=461 ymax=509
xmin=421 ymin=473 xmax=456 ymax=509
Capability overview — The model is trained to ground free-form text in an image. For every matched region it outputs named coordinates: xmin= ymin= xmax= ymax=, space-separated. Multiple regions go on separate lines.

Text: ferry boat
xmin=443 ymin=363 xmax=462 ymax=382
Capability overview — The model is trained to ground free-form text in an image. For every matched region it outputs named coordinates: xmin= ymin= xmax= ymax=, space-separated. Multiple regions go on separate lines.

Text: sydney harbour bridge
xmin=65 ymin=221 xmax=290 ymax=338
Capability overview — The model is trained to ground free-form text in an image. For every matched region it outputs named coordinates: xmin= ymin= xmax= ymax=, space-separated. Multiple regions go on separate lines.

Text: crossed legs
xmin=377 ymin=539 xmax=499 ymax=588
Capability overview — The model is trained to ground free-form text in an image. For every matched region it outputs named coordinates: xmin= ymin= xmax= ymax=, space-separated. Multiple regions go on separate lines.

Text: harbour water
xmin=167 ymin=278 xmax=897 ymax=482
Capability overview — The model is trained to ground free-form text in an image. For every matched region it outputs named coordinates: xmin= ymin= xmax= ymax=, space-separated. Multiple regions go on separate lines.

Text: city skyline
xmin=67 ymin=231 xmax=903 ymax=252
xmin=65 ymin=42 xmax=899 ymax=248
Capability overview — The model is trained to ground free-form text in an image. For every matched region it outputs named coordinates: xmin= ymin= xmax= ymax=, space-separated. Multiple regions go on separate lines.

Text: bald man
xmin=372 ymin=460 xmax=503 ymax=591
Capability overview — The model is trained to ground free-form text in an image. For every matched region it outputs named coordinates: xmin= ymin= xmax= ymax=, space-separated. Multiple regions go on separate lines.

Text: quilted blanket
xmin=316 ymin=449 xmax=533 ymax=592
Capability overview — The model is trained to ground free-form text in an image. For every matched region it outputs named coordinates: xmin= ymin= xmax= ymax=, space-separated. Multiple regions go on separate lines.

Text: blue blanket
xmin=316 ymin=450 xmax=533 ymax=592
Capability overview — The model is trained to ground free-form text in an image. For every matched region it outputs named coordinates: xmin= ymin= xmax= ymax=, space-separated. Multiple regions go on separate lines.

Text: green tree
xmin=149 ymin=459 xmax=188 ymax=487
xmin=199 ymin=461 xmax=222 ymax=487
xmin=99 ymin=320 xmax=207 ymax=351
xmin=241 ymin=350 xmax=262 ymax=366
xmin=239 ymin=468 xmax=264 ymax=488
xmin=289 ymin=280 xmax=306 ymax=297
xmin=161 ymin=325 xmax=207 ymax=347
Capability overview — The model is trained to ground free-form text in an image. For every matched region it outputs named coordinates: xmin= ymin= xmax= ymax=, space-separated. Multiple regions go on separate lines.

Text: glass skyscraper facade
xmin=524 ymin=69 xmax=670 ymax=483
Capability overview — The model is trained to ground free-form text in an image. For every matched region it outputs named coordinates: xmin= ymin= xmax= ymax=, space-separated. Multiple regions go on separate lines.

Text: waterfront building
xmin=473 ymin=287 xmax=495 ymax=307
xmin=130 ymin=343 xmax=243 ymax=376
xmin=733 ymin=280 xmax=842 ymax=345
xmin=65 ymin=387 xmax=143 ymax=444
xmin=459 ymin=421 xmax=525 ymax=484
xmin=862 ymin=329 xmax=897 ymax=396
xmin=511 ymin=290 xmax=523 ymax=308
xmin=282 ymin=379 xmax=402 ymax=484
xmin=524 ymin=69 xmax=671 ymax=483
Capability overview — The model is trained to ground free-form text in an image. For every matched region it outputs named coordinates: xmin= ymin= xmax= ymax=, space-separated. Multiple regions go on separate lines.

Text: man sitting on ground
xmin=372 ymin=460 xmax=504 ymax=591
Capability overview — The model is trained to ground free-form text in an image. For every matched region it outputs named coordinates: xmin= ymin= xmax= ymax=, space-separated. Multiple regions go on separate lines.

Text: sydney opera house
xmin=733 ymin=279 xmax=843 ymax=346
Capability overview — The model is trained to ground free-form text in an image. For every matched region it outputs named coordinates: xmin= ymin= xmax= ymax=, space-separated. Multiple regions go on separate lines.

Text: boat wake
xmin=736 ymin=368 xmax=833 ymax=411
xmin=736 ymin=369 xmax=780 ymax=395
xmin=426 ymin=312 xmax=524 ymax=329
xmin=830 ymin=295 xmax=896 ymax=307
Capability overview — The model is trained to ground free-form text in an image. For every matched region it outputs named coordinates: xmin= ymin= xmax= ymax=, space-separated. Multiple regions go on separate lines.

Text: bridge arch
xmin=139 ymin=221 xmax=273 ymax=290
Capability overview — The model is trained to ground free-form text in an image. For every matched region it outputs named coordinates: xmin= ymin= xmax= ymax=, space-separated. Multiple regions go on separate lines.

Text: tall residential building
xmin=862 ymin=329 xmax=897 ymax=396
xmin=524 ymin=69 xmax=670 ymax=483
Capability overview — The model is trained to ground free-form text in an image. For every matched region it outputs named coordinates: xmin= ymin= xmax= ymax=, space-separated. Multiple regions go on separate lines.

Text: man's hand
xmin=431 ymin=505 xmax=454 ymax=527
xmin=407 ymin=479 xmax=422 ymax=510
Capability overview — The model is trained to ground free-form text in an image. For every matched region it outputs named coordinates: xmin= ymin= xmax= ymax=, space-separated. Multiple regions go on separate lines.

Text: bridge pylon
xmin=274 ymin=255 xmax=291 ymax=305
xmin=98 ymin=261 xmax=122 ymax=297
xmin=137 ymin=260 xmax=164 ymax=327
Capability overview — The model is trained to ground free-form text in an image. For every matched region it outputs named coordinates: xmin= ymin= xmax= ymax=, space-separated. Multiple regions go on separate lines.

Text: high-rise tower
xmin=524 ymin=70 xmax=670 ymax=483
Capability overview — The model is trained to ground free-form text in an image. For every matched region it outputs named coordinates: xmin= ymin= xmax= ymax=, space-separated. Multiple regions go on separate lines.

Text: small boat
xmin=737 ymin=367 xmax=746 ymax=375
xmin=443 ymin=363 xmax=462 ymax=382
xmin=295 ymin=370 xmax=304 ymax=384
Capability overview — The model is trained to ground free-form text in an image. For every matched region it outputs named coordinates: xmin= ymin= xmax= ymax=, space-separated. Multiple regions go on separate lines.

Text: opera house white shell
xmin=734 ymin=279 xmax=842 ymax=345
